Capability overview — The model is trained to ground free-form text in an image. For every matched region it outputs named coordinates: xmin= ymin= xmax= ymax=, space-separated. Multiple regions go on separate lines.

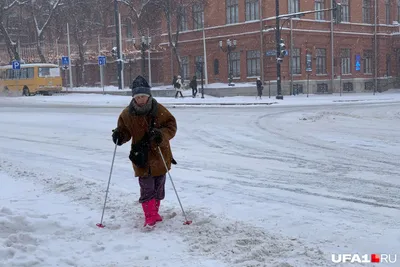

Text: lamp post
xmin=219 ymin=39 xmax=237 ymax=86
xmin=113 ymin=0 xmax=122 ymax=89
xmin=133 ymin=35 xmax=151 ymax=80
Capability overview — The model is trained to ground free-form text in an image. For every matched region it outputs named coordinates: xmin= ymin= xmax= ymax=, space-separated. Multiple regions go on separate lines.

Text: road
xmin=1 ymin=101 xmax=399 ymax=266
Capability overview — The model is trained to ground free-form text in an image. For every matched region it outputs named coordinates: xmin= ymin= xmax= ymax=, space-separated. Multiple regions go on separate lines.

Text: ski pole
xmin=158 ymin=146 xmax=192 ymax=225
xmin=96 ymin=141 xmax=118 ymax=228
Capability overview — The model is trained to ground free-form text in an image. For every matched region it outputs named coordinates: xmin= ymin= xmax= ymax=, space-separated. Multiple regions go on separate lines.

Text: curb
xmin=164 ymin=102 xmax=278 ymax=107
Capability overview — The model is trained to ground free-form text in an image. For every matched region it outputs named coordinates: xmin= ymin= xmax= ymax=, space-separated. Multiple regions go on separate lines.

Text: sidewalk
xmin=2 ymin=89 xmax=400 ymax=107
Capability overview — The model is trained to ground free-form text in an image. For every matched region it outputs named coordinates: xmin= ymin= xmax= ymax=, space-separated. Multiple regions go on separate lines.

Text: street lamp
xmin=219 ymin=39 xmax=237 ymax=86
xmin=133 ymin=35 xmax=151 ymax=80
xmin=113 ymin=0 xmax=122 ymax=89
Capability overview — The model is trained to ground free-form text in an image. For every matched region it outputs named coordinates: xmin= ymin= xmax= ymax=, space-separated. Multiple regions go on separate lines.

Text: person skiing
xmin=111 ymin=75 xmax=177 ymax=229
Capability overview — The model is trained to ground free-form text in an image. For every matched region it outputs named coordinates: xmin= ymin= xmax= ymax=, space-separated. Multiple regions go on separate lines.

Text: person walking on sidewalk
xmin=174 ymin=75 xmax=184 ymax=98
xmin=112 ymin=75 xmax=177 ymax=229
xmin=189 ymin=76 xmax=198 ymax=98
xmin=256 ymin=77 xmax=263 ymax=99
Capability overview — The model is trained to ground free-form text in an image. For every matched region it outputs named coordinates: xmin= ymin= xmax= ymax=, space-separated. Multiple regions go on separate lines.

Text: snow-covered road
xmin=1 ymin=98 xmax=399 ymax=267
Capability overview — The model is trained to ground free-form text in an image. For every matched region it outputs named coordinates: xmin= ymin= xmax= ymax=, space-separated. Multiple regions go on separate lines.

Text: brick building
xmin=156 ymin=0 xmax=400 ymax=94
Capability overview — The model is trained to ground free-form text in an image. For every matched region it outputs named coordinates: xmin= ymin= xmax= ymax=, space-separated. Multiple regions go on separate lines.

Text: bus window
xmin=20 ymin=68 xmax=34 ymax=79
xmin=6 ymin=69 xmax=15 ymax=79
xmin=39 ymin=67 xmax=60 ymax=77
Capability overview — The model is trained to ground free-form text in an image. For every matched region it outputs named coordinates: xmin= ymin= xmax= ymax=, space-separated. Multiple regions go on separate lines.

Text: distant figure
xmin=174 ymin=75 xmax=184 ymax=98
xmin=171 ymin=75 xmax=177 ymax=88
xmin=189 ymin=76 xmax=198 ymax=98
xmin=256 ymin=77 xmax=263 ymax=99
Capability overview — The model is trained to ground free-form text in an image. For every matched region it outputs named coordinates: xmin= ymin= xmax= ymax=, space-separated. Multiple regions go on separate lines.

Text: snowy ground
xmin=2 ymin=90 xmax=400 ymax=107
xmin=0 ymin=92 xmax=399 ymax=267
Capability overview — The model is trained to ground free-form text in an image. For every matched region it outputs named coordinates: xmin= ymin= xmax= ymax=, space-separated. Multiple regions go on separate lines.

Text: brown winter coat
xmin=116 ymin=98 xmax=177 ymax=177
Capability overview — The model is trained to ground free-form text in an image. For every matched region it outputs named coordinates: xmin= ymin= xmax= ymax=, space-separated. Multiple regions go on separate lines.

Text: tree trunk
xmin=0 ymin=22 xmax=20 ymax=61
xmin=78 ymin=44 xmax=85 ymax=86
xmin=36 ymin=38 xmax=46 ymax=63
xmin=173 ymin=46 xmax=181 ymax=76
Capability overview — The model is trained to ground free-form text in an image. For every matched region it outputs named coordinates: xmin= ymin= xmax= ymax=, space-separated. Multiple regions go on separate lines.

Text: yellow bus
xmin=0 ymin=63 xmax=63 ymax=96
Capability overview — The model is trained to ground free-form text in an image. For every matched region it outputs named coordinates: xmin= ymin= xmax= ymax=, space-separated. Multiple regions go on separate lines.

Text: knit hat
xmin=131 ymin=75 xmax=151 ymax=97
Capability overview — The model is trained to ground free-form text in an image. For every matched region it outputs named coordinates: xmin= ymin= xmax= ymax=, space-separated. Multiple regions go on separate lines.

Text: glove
xmin=149 ymin=128 xmax=163 ymax=145
xmin=112 ymin=128 xmax=123 ymax=146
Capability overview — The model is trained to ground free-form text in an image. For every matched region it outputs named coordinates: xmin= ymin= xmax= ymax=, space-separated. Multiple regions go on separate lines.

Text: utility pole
xmin=275 ymin=0 xmax=283 ymax=99
xmin=374 ymin=0 xmax=377 ymax=95
xmin=259 ymin=0 xmax=264 ymax=83
xmin=67 ymin=23 xmax=73 ymax=91
xmin=289 ymin=18 xmax=294 ymax=95
xmin=114 ymin=0 xmax=122 ymax=89
xmin=330 ymin=0 xmax=334 ymax=93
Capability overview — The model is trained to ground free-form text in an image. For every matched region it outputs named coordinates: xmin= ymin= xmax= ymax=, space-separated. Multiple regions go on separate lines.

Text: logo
xmin=331 ymin=254 xmax=397 ymax=264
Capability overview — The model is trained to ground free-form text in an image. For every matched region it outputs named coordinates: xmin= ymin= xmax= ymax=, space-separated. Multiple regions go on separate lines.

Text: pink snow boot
xmin=142 ymin=199 xmax=158 ymax=228
xmin=154 ymin=200 xmax=163 ymax=222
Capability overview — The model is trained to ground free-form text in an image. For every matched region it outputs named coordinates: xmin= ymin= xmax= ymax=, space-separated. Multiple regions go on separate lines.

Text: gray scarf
xmin=128 ymin=96 xmax=155 ymax=116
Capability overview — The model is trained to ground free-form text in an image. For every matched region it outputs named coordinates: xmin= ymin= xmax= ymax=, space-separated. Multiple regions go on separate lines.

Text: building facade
xmin=156 ymin=0 xmax=400 ymax=94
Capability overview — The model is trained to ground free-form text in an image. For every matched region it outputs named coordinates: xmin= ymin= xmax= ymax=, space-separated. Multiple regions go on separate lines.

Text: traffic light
xmin=111 ymin=47 xmax=117 ymax=58
xmin=333 ymin=0 xmax=342 ymax=24
xmin=279 ymin=39 xmax=287 ymax=58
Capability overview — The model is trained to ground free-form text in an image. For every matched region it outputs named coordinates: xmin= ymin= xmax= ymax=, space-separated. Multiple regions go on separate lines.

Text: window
xmin=125 ymin=18 xmax=133 ymax=38
xmin=39 ymin=67 xmax=60 ymax=77
xmin=363 ymin=0 xmax=372 ymax=23
xmin=194 ymin=55 xmax=204 ymax=78
xmin=245 ymin=0 xmax=259 ymax=21
xmin=5 ymin=68 xmax=35 ymax=80
xmin=386 ymin=54 xmax=391 ymax=76
xmin=316 ymin=48 xmax=327 ymax=74
xmin=386 ymin=0 xmax=391 ymax=24
xmin=291 ymin=48 xmax=301 ymax=74
xmin=226 ymin=0 xmax=239 ymax=24
xmin=315 ymin=0 xmax=325 ymax=20
xmin=181 ymin=56 xmax=189 ymax=79
xmin=179 ymin=7 xmax=188 ymax=31
xmin=229 ymin=52 xmax=240 ymax=77
xmin=363 ymin=50 xmax=373 ymax=74
xmin=341 ymin=0 xmax=350 ymax=22
xmin=214 ymin=59 xmax=220 ymax=75
xmin=398 ymin=0 xmax=400 ymax=22
xmin=192 ymin=3 xmax=204 ymax=29
xmin=340 ymin=48 xmax=351 ymax=74
xmin=289 ymin=0 xmax=300 ymax=15
xmin=246 ymin=50 xmax=260 ymax=77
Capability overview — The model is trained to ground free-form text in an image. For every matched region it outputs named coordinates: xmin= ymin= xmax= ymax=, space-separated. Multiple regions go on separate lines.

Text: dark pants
xmin=192 ymin=87 xmax=197 ymax=97
xmin=257 ymin=88 xmax=263 ymax=98
xmin=138 ymin=175 xmax=166 ymax=203
xmin=175 ymin=91 xmax=183 ymax=98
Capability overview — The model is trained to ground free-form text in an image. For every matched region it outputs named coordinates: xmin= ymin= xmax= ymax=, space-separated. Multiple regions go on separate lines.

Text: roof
xmin=0 ymin=63 xmax=59 ymax=69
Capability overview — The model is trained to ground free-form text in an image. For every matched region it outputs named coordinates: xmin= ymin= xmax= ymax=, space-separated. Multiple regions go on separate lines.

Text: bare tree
xmin=60 ymin=0 xmax=102 ymax=86
xmin=120 ymin=0 xmax=154 ymax=36
xmin=0 ymin=0 xmax=26 ymax=61
xmin=28 ymin=0 xmax=62 ymax=62
xmin=156 ymin=0 xmax=207 ymax=76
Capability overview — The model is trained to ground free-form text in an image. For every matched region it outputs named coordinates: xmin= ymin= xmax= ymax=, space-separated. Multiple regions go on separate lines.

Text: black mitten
xmin=112 ymin=128 xmax=123 ymax=146
xmin=150 ymin=128 xmax=163 ymax=145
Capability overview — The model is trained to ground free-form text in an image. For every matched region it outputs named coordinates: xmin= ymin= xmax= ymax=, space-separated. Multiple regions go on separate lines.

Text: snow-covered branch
xmin=3 ymin=0 xmax=27 ymax=11
xmin=32 ymin=0 xmax=62 ymax=38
